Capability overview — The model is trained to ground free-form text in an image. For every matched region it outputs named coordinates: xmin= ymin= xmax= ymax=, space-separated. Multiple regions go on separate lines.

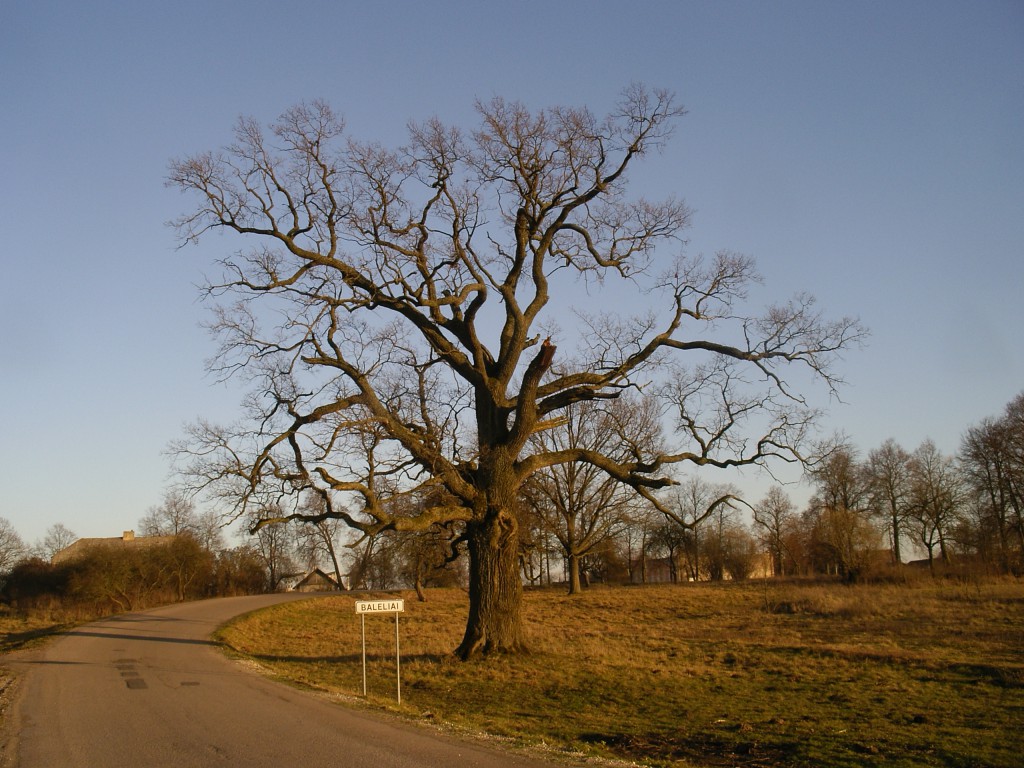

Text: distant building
xmin=289 ymin=568 xmax=344 ymax=592
xmin=51 ymin=530 xmax=176 ymax=565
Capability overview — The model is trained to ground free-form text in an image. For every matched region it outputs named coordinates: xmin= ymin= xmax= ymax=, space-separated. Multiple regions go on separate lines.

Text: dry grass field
xmin=0 ymin=611 xmax=69 ymax=655
xmin=217 ymin=579 xmax=1024 ymax=768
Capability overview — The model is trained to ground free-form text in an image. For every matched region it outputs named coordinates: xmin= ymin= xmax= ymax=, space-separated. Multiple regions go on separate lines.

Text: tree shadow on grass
xmin=0 ymin=624 xmax=70 ymax=654
xmin=245 ymin=651 xmax=450 ymax=665
xmin=58 ymin=629 xmax=218 ymax=647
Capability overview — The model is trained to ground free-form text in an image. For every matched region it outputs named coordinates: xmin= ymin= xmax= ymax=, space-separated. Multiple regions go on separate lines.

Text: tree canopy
xmin=169 ymin=85 xmax=864 ymax=657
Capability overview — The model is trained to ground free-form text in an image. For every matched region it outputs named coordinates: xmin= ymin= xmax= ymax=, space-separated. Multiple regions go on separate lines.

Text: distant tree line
xmin=285 ymin=390 xmax=1024 ymax=591
xmin=2 ymin=537 xmax=267 ymax=618
xmin=1 ymin=497 xmax=269 ymax=620
xmin=441 ymin=390 xmax=1024 ymax=588
xmin=547 ymin=390 xmax=1023 ymax=584
xmin=0 ymin=488 xmax=462 ymax=619
xmin=2 ymin=392 xmax=1020 ymax=617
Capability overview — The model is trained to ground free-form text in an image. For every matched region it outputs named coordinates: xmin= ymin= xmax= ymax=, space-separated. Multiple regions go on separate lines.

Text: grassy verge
xmin=0 ymin=612 xmax=71 ymax=655
xmin=217 ymin=580 xmax=1024 ymax=767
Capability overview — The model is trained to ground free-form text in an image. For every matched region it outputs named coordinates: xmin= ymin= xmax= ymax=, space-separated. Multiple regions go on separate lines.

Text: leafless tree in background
xmin=0 ymin=518 xmax=26 ymax=573
xmin=961 ymin=395 xmax=1024 ymax=572
xmin=865 ymin=439 xmax=913 ymax=565
xmin=139 ymin=491 xmax=198 ymax=537
xmin=40 ymin=523 xmax=78 ymax=561
xmin=524 ymin=396 xmax=658 ymax=594
xmin=659 ymin=476 xmax=739 ymax=581
xmin=247 ymin=508 xmax=295 ymax=591
xmin=908 ymin=440 xmax=964 ymax=572
xmin=753 ymin=486 xmax=798 ymax=576
xmin=804 ymin=444 xmax=880 ymax=579
xmin=620 ymin=502 xmax=662 ymax=584
xmin=293 ymin=494 xmax=347 ymax=589
xmin=191 ymin=509 xmax=226 ymax=552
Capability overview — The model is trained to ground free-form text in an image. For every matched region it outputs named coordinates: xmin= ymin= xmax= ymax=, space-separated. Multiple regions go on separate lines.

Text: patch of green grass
xmin=216 ymin=580 xmax=1024 ymax=767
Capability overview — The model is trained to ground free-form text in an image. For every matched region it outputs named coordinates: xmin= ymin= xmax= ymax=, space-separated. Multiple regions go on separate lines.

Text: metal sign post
xmin=360 ymin=612 xmax=367 ymax=696
xmin=354 ymin=599 xmax=405 ymax=704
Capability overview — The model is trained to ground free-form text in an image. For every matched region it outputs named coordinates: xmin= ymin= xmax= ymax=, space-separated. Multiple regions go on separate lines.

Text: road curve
xmin=1 ymin=595 xmax=567 ymax=768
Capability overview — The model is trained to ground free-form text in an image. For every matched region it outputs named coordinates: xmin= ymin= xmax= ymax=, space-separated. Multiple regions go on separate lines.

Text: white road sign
xmin=354 ymin=599 xmax=405 ymax=614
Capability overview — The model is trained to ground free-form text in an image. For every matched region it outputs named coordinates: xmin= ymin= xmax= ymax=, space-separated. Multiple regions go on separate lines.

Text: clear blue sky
xmin=2 ymin=0 xmax=1022 ymax=545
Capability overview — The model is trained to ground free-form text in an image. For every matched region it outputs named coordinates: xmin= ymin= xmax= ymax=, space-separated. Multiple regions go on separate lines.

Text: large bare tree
xmin=168 ymin=86 xmax=863 ymax=658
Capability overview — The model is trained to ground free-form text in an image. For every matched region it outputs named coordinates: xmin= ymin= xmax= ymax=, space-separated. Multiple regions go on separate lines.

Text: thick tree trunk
xmin=567 ymin=553 xmax=582 ymax=595
xmin=890 ymin=509 xmax=903 ymax=565
xmin=1010 ymin=492 xmax=1024 ymax=557
xmin=326 ymin=538 xmax=346 ymax=590
xmin=455 ymin=508 xmax=526 ymax=659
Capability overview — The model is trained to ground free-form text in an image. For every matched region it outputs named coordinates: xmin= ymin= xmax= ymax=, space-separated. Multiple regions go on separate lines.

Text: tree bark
xmin=566 ymin=553 xmax=582 ymax=595
xmin=325 ymin=535 xmax=345 ymax=591
xmin=455 ymin=508 xmax=525 ymax=659
xmin=890 ymin=508 xmax=903 ymax=565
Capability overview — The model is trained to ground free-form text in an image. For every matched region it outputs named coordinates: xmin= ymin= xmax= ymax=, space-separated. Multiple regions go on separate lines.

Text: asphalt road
xmin=1 ymin=595 xmax=569 ymax=768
